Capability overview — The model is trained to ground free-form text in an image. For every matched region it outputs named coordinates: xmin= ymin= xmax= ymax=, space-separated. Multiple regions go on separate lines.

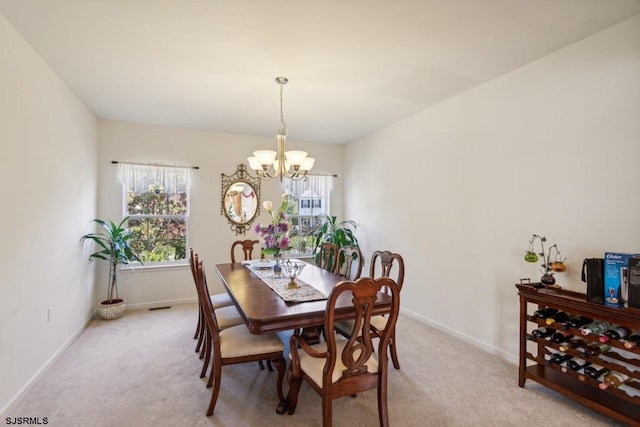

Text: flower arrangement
xmin=255 ymin=194 xmax=291 ymax=256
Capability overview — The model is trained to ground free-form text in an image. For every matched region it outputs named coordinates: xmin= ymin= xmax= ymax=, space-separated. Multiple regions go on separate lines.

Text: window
xmin=117 ymin=163 xmax=191 ymax=265
xmin=282 ymin=175 xmax=333 ymax=256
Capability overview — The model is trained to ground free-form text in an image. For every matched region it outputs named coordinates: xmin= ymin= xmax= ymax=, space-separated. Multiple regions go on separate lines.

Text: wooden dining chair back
xmin=315 ymin=242 xmax=338 ymax=272
xmin=368 ymin=250 xmax=405 ymax=369
xmin=230 ymin=239 xmax=260 ymax=263
xmin=334 ymin=245 xmax=363 ymax=281
xmin=189 ymin=248 xmax=236 ymax=355
xmin=285 ymin=277 xmax=400 ymax=426
xmin=369 ymin=250 xmax=405 ymax=291
xmin=195 ymin=260 xmax=286 ymax=416
xmin=189 ymin=248 xmax=207 ymax=351
xmin=334 ymin=250 xmax=405 ymax=370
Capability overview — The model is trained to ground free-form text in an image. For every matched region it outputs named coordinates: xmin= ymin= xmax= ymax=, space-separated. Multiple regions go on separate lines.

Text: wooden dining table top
xmin=215 ymin=261 xmax=392 ymax=335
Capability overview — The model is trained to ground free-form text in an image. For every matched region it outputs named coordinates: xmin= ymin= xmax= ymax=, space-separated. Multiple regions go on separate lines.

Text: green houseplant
xmin=81 ymin=217 xmax=142 ymax=320
xmin=312 ymin=215 xmax=360 ymax=270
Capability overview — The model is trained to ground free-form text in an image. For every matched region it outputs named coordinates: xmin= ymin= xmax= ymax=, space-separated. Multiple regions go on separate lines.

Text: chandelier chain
xmin=279 ymin=79 xmax=287 ymax=137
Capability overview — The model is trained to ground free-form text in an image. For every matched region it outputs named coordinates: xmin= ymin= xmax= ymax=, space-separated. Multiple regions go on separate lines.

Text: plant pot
xmin=98 ymin=299 xmax=126 ymax=320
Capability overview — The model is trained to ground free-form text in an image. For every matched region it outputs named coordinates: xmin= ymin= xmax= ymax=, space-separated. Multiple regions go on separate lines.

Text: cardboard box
xmin=628 ymin=257 xmax=640 ymax=309
xmin=604 ymin=252 xmax=640 ymax=308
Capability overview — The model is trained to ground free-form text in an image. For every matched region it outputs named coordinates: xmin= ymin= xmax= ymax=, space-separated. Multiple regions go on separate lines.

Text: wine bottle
xmin=532 ymin=307 xmax=558 ymax=318
xmin=562 ymin=315 xmax=593 ymax=329
xmin=558 ymin=336 xmax=586 ymax=352
xmin=580 ymin=320 xmax=611 ymax=336
xmin=598 ymin=372 xmax=630 ymax=390
xmin=566 ymin=358 xmax=591 ymax=371
xmin=623 ymin=334 xmax=640 ymax=349
xmin=545 ymin=311 xmax=569 ymax=326
xmin=551 ymin=331 xmax=573 ymax=344
xmin=583 ymin=364 xmax=609 ymax=379
xmin=586 ymin=342 xmax=611 ymax=356
xmin=546 ymin=352 xmax=572 ymax=365
xmin=599 ymin=326 xmax=632 ymax=343
xmin=527 ymin=327 xmax=555 ymax=339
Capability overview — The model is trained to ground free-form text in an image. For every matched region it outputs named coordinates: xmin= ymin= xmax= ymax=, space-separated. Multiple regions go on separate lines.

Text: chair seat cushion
xmin=220 ymin=325 xmax=284 ymax=358
xmin=335 ymin=315 xmax=388 ymax=336
xmin=211 ymin=292 xmax=233 ymax=309
xmin=214 ymin=305 xmax=244 ymax=330
xmin=370 ymin=314 xmax=388 ymax=330
xmin=297 ymin=338 xmax=378 ymax=386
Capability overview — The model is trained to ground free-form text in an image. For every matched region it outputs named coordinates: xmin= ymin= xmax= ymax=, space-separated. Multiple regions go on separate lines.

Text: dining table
xmin=214 ymin=259 xmax=393 ymax=413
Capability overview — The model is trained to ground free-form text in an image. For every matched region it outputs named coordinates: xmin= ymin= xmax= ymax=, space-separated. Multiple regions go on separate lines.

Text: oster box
xmin=604 ymin=252 xmax=640 ymax=308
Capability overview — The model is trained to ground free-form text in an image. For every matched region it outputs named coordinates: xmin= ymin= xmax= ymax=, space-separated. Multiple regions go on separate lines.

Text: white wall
xmin=98 ymin=119 xmax=344 ymax=307
xmin=344 ymin=15 xmax=640 ymax=361
xmin=0 ymin=15 xmax=98 ymax=413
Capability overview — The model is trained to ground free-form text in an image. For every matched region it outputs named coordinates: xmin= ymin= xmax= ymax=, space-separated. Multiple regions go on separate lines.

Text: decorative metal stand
xmin=524 ymin=234 xmax=566 ymax=289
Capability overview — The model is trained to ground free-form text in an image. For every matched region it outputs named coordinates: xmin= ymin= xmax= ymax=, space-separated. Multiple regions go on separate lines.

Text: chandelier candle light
xmin=247 ymin=77 xmax=314 ymax=181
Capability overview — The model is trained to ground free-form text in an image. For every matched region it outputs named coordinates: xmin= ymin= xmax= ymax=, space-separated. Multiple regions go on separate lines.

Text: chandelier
xmin=247 ymin=77 xmax=314 ymax=181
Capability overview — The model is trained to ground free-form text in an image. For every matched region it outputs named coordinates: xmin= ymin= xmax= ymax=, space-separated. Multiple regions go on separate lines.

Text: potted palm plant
xmin=312 ymin=215 xmax=360 ymax=269
xmin=81 ymin=217 xmax=142 ymax=320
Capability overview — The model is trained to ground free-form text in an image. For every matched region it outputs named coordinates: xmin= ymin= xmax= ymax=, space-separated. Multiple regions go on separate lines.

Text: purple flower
xmin=254 ymin=197 xmax=291 ymax=253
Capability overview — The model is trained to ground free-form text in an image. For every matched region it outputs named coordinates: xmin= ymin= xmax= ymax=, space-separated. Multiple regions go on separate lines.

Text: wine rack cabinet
xmin=516 ymin=283 xmax=640 ymax=426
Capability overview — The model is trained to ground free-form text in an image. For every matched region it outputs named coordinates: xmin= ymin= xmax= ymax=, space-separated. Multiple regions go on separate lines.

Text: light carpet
xmin=3 ymin=303 xmax=622 ymax=426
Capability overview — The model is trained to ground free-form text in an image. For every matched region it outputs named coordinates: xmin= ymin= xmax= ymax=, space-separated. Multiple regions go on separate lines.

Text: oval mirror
xmin=224 ymin=181 xmax=258 ymax=224
xmin=221 ymin=164 xmax=261 ymax=235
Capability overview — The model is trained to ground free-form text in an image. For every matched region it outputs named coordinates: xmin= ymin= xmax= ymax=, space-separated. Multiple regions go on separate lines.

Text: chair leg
xmin=286 ymin=372 xmax=303 ymax=415
xmin=377 ymin=372 xmax=390 ymax=427
xmin=193 ymin=308 xmax=201 ymax=339
xmin=206 ymin=361 xmax=223 ymax=416
xmin=389 ymin=327 xmax=400 ymax=370
xmin=195 ymin=308 xmax=205 ymax=354
xmin=258 ymin=360 xmax=265 ymax=370
xmin=271 ymin=357 xmax=286 ymax=403
xmin=321 ymin=396 xmax=333 ymax=427
xmin=267 ymin=360 xmax=273 ymax=371
xmin=200 ymin=331 xmax=211 ymax=379
xmin=206 ymin=357 xmax=215 ymax=388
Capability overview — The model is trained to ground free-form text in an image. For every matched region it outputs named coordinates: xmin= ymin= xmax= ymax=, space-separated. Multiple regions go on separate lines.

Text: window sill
xmin=119 ymin=263 xmax=189 ymax=273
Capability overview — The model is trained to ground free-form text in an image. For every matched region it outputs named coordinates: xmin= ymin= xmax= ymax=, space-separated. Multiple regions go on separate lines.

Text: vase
xmin=98 ymin=299 xmax=126 ymax=320
xmin=273 ymin=253 xmax=282 ymax=276
xmin=541 ymin=273 xmax=556 ymax=285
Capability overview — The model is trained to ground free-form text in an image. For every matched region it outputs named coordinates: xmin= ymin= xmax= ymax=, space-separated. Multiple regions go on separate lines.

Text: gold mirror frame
xmin=221 ymin=164 xmax=261 ymax=235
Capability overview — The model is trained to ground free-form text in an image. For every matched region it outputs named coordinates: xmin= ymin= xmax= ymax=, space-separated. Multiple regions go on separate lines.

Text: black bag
xmin=582 ymin=258 xmax=604 ymax=304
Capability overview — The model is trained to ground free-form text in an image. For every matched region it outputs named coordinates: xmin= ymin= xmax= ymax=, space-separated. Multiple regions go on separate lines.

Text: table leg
xmin=299 ymin=325 xmax=322 ymax=344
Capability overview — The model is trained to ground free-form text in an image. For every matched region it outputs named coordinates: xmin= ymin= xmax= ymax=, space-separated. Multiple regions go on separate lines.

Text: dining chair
xmin=334 ymin=245 xmax=363 ymax=280
xmin=229 ymin=238 xmax=274 ymax=370
xmin=189 ymin=248 xmax=242 ymax=354
xmin=230 ymin=239 xmax=260 ymax=263
xmin=195 ymin=260 xmax=286 ymax=416
xmin=284 ymin=276 xmax=400 ymax=426
xmin=315 ymin=242 xmax=338 ymax=272
xmin=334 ymin=250 xmax=405 ymax=369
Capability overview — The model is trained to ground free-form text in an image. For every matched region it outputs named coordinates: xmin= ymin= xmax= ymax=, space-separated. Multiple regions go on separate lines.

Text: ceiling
xmin=1 ymin=1 xmax=639 ymax=144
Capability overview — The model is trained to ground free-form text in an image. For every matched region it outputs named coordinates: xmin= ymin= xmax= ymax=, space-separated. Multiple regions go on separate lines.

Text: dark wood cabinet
xmin=516 ymin=283 xmax=640 ymax=426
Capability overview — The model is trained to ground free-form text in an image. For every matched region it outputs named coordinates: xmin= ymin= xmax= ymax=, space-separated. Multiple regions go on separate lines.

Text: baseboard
xmin=0 ymin=308 xmax=97 ymax=416
xmin=400 ymin=307 xmax=519 ymax=365
xmin=125 ymin=297 xmax=197 ymax=311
